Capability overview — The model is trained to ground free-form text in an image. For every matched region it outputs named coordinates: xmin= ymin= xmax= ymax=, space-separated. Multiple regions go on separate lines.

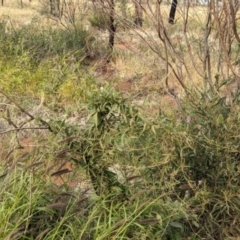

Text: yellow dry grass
xmin=0 ymin=0 xmax=40 ymax=26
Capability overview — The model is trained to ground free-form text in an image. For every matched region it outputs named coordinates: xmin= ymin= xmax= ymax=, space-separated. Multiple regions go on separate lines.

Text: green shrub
xmin=1 ymin=83 xmax=240 ymax=239
xmin=177 ymin=90 xmax=240 ymax=238
xmin=44 ymin=86 xmax=196 ymax=239
xmin=47 ymin=85 xmax=240 ymax=239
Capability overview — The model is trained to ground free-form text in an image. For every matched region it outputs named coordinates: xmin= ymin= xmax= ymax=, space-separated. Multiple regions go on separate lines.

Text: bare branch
xmin=0 ymin=127 xmax=49 ymax=134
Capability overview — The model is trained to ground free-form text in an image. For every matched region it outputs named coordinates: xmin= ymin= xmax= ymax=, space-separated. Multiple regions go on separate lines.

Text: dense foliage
xmin=1 ymin=81 xmax=240 ymax=239
xmin=0 ymin=2 xmax=240 ymax=239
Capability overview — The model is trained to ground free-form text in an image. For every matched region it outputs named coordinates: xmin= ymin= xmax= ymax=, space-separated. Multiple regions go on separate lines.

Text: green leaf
xmin=169 ymin=221 xmax=184 ymax=232
xmin=192 ymin=220 xmax=200 ymax=228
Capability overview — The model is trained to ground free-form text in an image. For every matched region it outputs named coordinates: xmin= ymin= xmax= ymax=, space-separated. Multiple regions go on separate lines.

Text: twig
xmin=0 ymin=89 xmax=34 ymax=120
xmin=0 ymin=89 xmax=52 ymax=131
xmin=0 ymin=127 xmax=49 ymax=134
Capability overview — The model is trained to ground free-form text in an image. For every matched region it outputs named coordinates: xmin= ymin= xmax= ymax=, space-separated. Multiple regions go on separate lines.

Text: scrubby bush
xmin=1 ymin=83 xmax=240 ymax=239
xmin=51 ymin=85 xmax=240 ymax=239
xmin=178 ymin=89 xmax=240 ymax=238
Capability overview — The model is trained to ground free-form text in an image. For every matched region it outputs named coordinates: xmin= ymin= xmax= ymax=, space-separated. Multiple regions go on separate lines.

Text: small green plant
xmin=88 ymin=11 xmax=110 ymax=30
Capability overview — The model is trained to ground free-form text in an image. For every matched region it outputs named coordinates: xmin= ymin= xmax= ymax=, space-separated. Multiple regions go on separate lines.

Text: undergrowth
xmin=0 ymin=18 xmax=96 ymax=103
xmin=0 ymin=14 xmax=240 ymax=240
xmin=1 ymin=83 xmax=240 ymax=239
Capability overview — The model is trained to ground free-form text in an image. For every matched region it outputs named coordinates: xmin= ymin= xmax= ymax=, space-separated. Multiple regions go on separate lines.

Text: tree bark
xmin=134 ymin=0 xmax=143 ymax=27
xmin=50 ymin=0 xmax=60 ymax=17
xmin=108 ymin=0 xmax=116 ymax=51
xmin=169 ymin=0 xmax=178 ymax=24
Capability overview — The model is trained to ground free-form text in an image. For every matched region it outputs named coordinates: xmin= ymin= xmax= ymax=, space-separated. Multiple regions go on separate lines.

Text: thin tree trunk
xmin=1 ymin=0 xmax=3 ymax=6
xmin=50 ymin=0 xmax=53 ymax=15
xmin=134 ymin=0 xmax=143 ymax=27
xmin=203 ymin=10 xmax=213 ymax=90
xmin=108 ymin=0 xmax=116 ymax=51
xmin=169 ymin=0 xmax=178 ymax=24
xmin=50 ymin=0 xmax=60 ymax=17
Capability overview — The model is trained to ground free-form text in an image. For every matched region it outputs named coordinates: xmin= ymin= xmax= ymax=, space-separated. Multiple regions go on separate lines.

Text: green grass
xmin=0 ymin=18 xmax=98 ymax=105
xmin=1 ymin=82 xmax=240 ymax=239
xmin=0 ymin=7 xmax=240 ymax=240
